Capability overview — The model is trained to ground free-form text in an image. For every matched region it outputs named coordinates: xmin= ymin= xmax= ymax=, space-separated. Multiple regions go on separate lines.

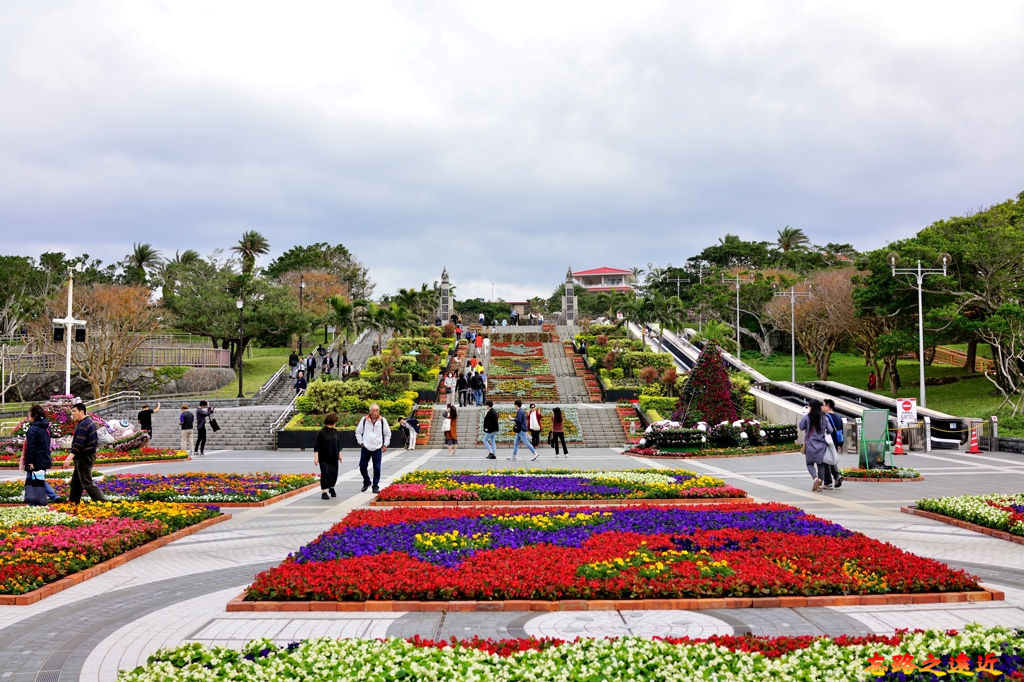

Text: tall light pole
xmin=888 ymin=253 xmax=950 ymax=408
xmin=773 ymin=284 xmax=813 ymax=383
xmin=297 ymin=274 xmax=305 ymax=356
xmin=696 ymin=264 xmax=704 ymax=333
xmin=51 ymin=263 xmax=87 ymax=395
xmin=722 ymin=271 xmax=755 ymax=360
xmin=236 ymin=298 xmax=244 ymax=398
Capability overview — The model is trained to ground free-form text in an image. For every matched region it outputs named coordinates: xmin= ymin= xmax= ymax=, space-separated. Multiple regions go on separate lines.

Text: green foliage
xmin=153 ymin=366 xmax=188 ymax=382
xmin=638 ymin=395 xmax=679 ymax=414
xmin=619 ymin=352 xmax=674 ymax=371
xmin=265 ymin=242 xmax=374 ymax=300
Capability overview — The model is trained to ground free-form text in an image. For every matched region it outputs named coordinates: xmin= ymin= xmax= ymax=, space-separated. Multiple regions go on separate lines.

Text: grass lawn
xmin=212 ymin=346 xmax=290 ymax=398
xmin=745 ymin=351 xmax=1024 ymax=437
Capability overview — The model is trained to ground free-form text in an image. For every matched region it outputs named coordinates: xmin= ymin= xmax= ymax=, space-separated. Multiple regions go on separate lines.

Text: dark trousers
xmin=319 ymin=460 xmax=339 ymax=490
xmin=359 ymin=447 xmax=382 ymax=489
xmin=530 ymin=429 xmax=541 ymax=447
xmin=195 ymin=426 xmax=207 ymax=454
xmin=552 ymin=432 xmax=568 ymax=454
xmin=816 ymin=462 xmax=833 ymax=486
xmin=69 ymin=453 xmax=107 ymax=503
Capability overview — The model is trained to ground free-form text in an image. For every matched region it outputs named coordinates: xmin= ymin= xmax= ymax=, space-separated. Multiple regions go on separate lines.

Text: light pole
xmin=773 ymin=284 xmax=813 ymax=383
xmin=888 ymin=253 xmax=950 ymax=408
xmin=236 ymin=298 xmax=244 ymax=399
xmin=51 ymin=263 xmax=87 ymax=395
xmin=722 ymin=271 xmax=755 ymax=360
xmin=298 ymin=274 xmax=305 ymax=356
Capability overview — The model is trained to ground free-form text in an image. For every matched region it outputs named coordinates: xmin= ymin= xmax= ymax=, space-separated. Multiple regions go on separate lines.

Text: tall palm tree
xmin=691 ymin=319 xmax=737 ymax=354
xmin=122 ymin=242 xmax=162 ymax=284
xmin=651 ymin=293 xmax=687 ymax=346
xmin=329 ymin=296 xmax=357 ymax=362
xmin=170 ymin=249 xmax=200 ymax=266
xmin=232 ymin=230 xmax=270 ymax=275
xmin=776 ymin=226 xmax=810 ymax=252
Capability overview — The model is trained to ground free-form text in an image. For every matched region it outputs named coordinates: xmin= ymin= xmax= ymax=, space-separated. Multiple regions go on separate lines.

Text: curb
xmin=842 ymin=477 xmax=924 ymax=483
xmin=0 ymin=454 xmax=191 ymax=470
xmin=370 ymin=496 xmax=754 ymax=507
xmin=623 ymin=449 xmax=798 ymax=460
xmin=0 ymin=513 xmax=231 ymax=606
xmin=901 ymin=506 xmax=1024 ymax=546
xmin=226 ymin=586 xmax=1004 ymax=613
xmin=215 ymin=483 xmax=323 ymax=507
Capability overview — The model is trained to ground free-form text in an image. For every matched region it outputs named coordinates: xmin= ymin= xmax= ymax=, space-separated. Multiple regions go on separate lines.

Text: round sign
xmin=901 ymin=400 xmax=913 ymax=411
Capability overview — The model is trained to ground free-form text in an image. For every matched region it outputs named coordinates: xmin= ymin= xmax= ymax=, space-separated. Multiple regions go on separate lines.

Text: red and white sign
xmin=897 ymin=398 xmax=918 ymax=426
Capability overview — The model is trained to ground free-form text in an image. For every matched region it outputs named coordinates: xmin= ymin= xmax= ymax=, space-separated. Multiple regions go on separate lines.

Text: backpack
xmin=828 ymin=413 xmax=844 ymax=445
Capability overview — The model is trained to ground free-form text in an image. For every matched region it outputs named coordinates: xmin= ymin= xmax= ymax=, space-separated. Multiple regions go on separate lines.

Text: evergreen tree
xmin=673 ymin=342 xmax=737 ymax=425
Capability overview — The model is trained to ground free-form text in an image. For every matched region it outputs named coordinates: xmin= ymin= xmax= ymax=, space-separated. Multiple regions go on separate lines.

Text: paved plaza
xmin=2 ymin=445 xmax=1024 ymax=681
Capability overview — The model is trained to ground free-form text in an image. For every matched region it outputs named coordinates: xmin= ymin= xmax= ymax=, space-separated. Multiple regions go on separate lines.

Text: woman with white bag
xmin=798 ymin=399 xmax=835 ymax=492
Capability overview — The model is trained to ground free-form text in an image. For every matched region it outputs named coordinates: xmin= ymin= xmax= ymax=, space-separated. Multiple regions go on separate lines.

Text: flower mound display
xmin=915 ymin=494 xmax=1024 ymax=537
xmin=245 ymin=503 xmax=979 ymax=602
xmin=0 ymin=502 xmax=220 ymax=595
xmin=0 ymin=472 xmax=317 ymax=504
xmin=377 ymin=469 xmax=746 ymax=502
xmin=120 ymin=625 xmax=1024 ymax=681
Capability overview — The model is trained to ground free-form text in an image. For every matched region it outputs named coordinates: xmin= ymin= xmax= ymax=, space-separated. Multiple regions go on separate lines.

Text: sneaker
xmin=506 ymin=456 xmax=516 ymax=461
xmin=361 ymin=484 xmax=370 ymax=492
xmin=372 ymin=487 xmax=380 ymax=494
xmin=530 ymin=452 xmax=540 ymax=461
xmin=811 ymin=478 xmax=822 ymax=492
xmin=321 ymin=492 xmax=330 ymax=500
xmin=821 ymin=485 xmax=833 ymax=490
xmin=485 ymin=454 xmax=497 ymax=459
xmin=834 ymin=478 xmax=842 ymax=488
xmin=329 ymin=488 xmax=336 ymax=498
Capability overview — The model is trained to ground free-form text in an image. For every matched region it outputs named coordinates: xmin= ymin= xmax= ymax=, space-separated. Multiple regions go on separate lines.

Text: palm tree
xmin=691 ymin=319 xmax=737 ymax=354
xmin=122 ymin=242 xmax=162 ymax=284
xmin=776 ymin=226 xmax=810 ymax=252
xmin=232 ymin=230 xmax=270 ymax=275
xmin=170 ymin=249 xmax=200 ymax=266
xmin=651 ymin=293 xmax=687 ymax=346
xmin=329 ymin=296 xmax=358 ymax=362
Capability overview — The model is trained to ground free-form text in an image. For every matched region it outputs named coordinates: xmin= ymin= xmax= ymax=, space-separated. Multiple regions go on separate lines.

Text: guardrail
xmin=269 ymin=390 xmax=304 ymax=448
xmin=253 ymin=364 xmax=289 ymax=404
xmin=5 ymin=347 xmax=232 ymax=373
xmin=85 ymin=391 xmax=142 ymax=415
xmin=899 ymin=345 xmax=994 ymax=372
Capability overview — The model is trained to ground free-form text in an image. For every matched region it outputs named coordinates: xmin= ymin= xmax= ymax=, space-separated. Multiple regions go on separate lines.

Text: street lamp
xmin=888 ymin=253 xmax=950 ymax=408
xmin=298 ymin=274 xmax=305 ymax=356
xmin=773 ymin=284 xmax=813 ymax=383
xmin=51 ymin=263 xmax=87 ymax=395
xmin=236 ymin=298 xmax=244 ymax=399
xmin=722 ymin=271 xmax=756 ymax=360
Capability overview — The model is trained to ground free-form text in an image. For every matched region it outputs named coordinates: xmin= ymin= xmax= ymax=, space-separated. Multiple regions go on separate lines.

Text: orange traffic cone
xmin=967 ymin=425 xmax=983 ymax=454
xmin=892 ymin=429 xmax=906 ymax=455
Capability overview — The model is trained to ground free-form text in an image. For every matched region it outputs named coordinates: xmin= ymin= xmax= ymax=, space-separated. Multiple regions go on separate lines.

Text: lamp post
xmin=51 ymin=263 xmax=87 ymax=395
xmin=722 ymin=272 xmax=755 ymax=360
xmin=696 ymin=264 xmax=704 ymax=333
xmin=773 ymin=284 xmax=813 ymax=383
xmin=236 ymin=298 xmax=244 ymax=399
xmin=888 ymin=253 xmax=950 ymax=408
xmin=298 ymin=274 xmax=305 ymax=356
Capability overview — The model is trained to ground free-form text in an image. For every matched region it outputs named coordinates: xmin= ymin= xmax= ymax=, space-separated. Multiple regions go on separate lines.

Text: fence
xmin=900 ymin=345 xmax=994 ymax=372
xmin=4 ymin=346 xmax=231 ymax=373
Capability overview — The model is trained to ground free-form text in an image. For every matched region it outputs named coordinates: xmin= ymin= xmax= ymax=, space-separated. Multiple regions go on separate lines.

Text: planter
xmin=277 ymin=430 xmax=362 ymax=450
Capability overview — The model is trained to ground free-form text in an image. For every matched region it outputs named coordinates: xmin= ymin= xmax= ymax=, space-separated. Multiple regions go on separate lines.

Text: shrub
xmin=603 ymin=351 xmax=618 ymax=370
xmin=620 ymin=352 xmax=674 ymax=372
xmin=596 ymin=334 xmax=609 ymax=346
xmin=638 ymin=366 xmax=660 ymax=385
xmin=638 ymin=395 xmax=678 ymax=414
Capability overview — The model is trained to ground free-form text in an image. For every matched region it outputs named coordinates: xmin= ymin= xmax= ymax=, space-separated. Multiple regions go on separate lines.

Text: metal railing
xmin=269 ymin=390 xmax=304 ymax=445
xmin=253 ymin=363 xmax=290 ymax=404
xmin=84 ymin=391 xmax=142 ymax=415
xmin=5 ymin=347 xmax=231 ymax=373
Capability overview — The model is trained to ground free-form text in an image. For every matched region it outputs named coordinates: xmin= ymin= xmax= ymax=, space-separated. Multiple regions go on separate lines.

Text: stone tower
xmin=562 ymin=267 xmax=577 ymax=326
xmin=438 ymin=267 xmax=452 ymax=322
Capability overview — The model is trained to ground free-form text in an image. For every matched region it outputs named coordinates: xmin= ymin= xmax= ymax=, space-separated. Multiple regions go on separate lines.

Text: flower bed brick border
xmin=842 ymin=476 xmax=924 ymax=483
xmin=214 ymin=482 xmax=323 ymax=507
xmin=225 ymin=585 xmax=1003 ymax=613
xmin=0 ymin=512 xmax=231 ymax=606
xmin=901 ymin=506 xmax=1024 ymax=546
xmin=624 ymin=449 xmax=798 ymax=460
xmin=0 ymin=453 xmax=191 ymax=469
xmin=368 ymin=496 xmax=755 ymax=508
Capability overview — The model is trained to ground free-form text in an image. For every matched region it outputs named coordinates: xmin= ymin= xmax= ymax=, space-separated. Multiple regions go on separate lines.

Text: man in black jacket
xmin=482 ymin=401 xmax=499 ymax=459
xmin=64 ymin=403 xmax=107 ymax=503
xmin=456 ymin=372 xmax=469 ymax=408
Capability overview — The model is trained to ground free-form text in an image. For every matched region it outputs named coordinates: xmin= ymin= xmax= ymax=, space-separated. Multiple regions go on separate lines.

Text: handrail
xmin=0 ymin=420 xmax=20 ymax=436
xmin=84 ymin=391 xmax=142 ymax=414
xmin=253 ymin=363 xmax=289 ymax=404
xmin=270 ymin=389 xmax=304 ymax=437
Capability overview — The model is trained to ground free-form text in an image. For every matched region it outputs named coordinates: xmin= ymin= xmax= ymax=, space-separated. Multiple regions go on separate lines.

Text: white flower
xmin=696 ymin=423 xmax=707 ymax=432
xmin=700 ymin=436 xmax=706 ymax=443
xmin=759 ymin=430 xmax=766 ymax=437
xmin=740 ymin=432 xmax=748 ymax=439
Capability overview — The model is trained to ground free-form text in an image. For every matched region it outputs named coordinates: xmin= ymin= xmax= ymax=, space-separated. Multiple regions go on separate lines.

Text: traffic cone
xmin=967 ymin=425 xmax=983 ymax=454
xmin=893 ymin=429 xmax=906 ymax=455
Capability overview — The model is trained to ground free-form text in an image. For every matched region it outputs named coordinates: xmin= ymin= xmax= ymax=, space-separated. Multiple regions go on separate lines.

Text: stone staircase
xmin=147 ymin=406 xmax=282 ymax=451
xmin=542 ymin=341 xmax=590 ymax=403
xmin=573 ymin=404 xmax=630 ymax=447
xmin=426 ymin=403 xmax=627 ymax=448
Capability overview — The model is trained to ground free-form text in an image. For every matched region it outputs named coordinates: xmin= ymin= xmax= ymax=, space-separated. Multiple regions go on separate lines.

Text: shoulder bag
xmin=24 ymin=471 xmax=48 ymax=506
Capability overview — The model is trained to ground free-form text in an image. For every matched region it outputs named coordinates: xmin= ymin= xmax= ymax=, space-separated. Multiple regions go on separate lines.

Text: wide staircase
xmin=147 ymin=406 xmax=281 ymax=451
xmin=426 ymin=403 xmax=628 ymax=449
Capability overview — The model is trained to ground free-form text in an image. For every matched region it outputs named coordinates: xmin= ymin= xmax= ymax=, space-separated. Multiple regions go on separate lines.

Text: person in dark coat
xmin=294 ymin=370 xmax=308 ymax=395
xmin=482 ymin=401 xmax=499 ymax=459
xmin=23 ymin=404 xmax=59 ymax=502
xmin=314 ymin=412 xmax=342 ymax=500
xmin=63 ymin=403 xmax=107 ymax=503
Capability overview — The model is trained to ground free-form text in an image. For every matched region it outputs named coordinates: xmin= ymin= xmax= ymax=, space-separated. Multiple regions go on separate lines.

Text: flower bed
xmin=624 ymin=443 xmax=798 ymax=458
xmin=488 ymin=356 xmax=552 ymax=376
xmin=375 ymin=469 xmax=747 ymax=503
xmin=0 ymin=472 xmax=317 ymax=505
xmin=0 ymin=502 xmax=223 ymax=598
xmin=477 ymin=407 xmax=583 ymax=443
xmin=910 ymin=494 xmax=1024 ymax=537
xmin=0 ymin=447 xmax=187 ymax=469
xmin=616 ymin=402 xmax=642 ymax=444
xmin=414 ymin=405 xmax=434 ymax=446
xmin=641 ymin=420 xmax=798 ymax=450
xmin=490 ymin=343 xmax=545 ymax=358
xmin=486 ymin=375 xmax=560 ymax=402
xmin=119 ymin=625 xmax=1024 ymax=681
xmin=242 ymin=502 xmax=982 ymax=604
xmin=840 ymin=467 xmax=922 ymax=481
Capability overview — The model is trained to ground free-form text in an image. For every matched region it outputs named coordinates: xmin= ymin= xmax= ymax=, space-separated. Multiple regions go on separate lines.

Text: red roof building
xmin=572 ymin=266 xmax=637 ymax=292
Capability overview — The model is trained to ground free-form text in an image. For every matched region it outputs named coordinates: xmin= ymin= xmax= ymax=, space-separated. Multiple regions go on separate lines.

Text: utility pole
xmin=888 ymin=253 xmax=950 ymax=408
xmin=722 ymin=271 xmax=755 ymax=360
xmin=773 ymin=285 xmax=813 ymax=383
xmin=51 ymin=264 xmax=87 ymax=396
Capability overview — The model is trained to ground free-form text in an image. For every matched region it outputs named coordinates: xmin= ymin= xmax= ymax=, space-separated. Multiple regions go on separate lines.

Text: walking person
xmin=22 ymin=404 xmax=59 ymax=503
xmin=444 ymin=404 xmax=458 ymax=456
xmin=195 ymin=400 xmax=215 ymax=456
xmin=798 ymin=399 xmax=834 ymax=491
xmin=456 ymin=372 xmax=469 ymax=408
xmin=822 ymin=399 xmax=845 ymax=488
xmin=551 ymin=406 xmax=568 ymax=457
xmin=137 ymin=401 xmax=161 ymax=438
xmin=443 ymin=370 xmax=457 ymax=403
xmin=399 ymin=415 xmax=419 ymax=450
xmin=470 ymin=371 xmax=485 ymax=406
xmin=482 ymin=400 xmax=499 ymax=459
xmin=355 ymin=404 xmax=390 ymax=494
xmin=289 ymin=349 xmax=300 ymax=378
xmin=179 ymin=404 xmax=195 ymax=456
xmin=528 ymin=403 xmax=543 ymax=447
xmin=474 ymin=332 xmax=484 ymax=358
xmin=63 ymin=403 xmax=107 ymax=503
xmin=314 ymin=412 xmax=342 ymax=500
xmin=867 ymin=371 xmax=877 ymax=391
xmin=509 ymin=400 xmax=538 ymax=461
xmin=294 ymin=370 xmax=308 ymax=395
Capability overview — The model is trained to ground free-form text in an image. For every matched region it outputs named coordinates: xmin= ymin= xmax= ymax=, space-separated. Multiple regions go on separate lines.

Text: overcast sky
xmin=2 ymin=1 xmax=1022 ymax=302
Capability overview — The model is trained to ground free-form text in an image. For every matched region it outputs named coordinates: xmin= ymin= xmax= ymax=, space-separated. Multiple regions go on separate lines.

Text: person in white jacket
xmin=355 ymin=404 xmax=391 ymax=494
